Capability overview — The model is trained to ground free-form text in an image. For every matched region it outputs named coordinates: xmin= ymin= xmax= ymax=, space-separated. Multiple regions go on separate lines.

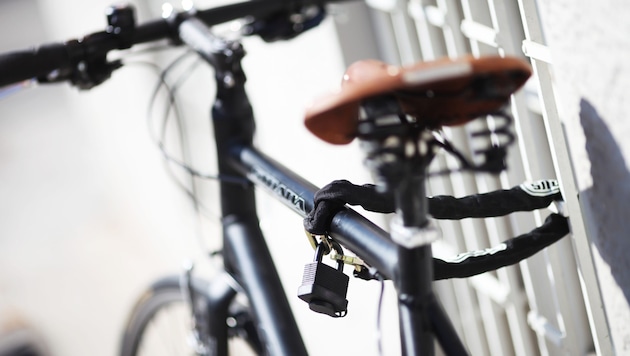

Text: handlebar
xmin=0 ymin=0 xmax=353 ymax=89
xmin=0 ymin=43 xmax=72 ymax=88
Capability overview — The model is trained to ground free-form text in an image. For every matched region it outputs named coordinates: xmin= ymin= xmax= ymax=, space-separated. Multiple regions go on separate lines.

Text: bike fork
xmin=180 ymin=261 xmax=239 ymax=356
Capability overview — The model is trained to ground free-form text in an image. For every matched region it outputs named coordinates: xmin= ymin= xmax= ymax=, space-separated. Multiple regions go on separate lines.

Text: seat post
xmin=358 ymin=96 xmax=467 ymax=355
xmin=357 ymin=95 xmax=436 ymax=230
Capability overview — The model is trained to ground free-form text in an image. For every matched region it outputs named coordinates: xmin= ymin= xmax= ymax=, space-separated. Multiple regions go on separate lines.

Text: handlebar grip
xmin=0 ymin=43 xmax=71 ymax=87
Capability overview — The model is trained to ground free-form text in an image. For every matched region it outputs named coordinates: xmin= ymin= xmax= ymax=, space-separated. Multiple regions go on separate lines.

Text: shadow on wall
xmin=579 ymin=98 xmax=630 ymax=303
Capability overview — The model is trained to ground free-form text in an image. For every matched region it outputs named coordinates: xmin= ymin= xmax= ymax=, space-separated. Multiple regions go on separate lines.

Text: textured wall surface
xmin=537 ymin=0 xmax=630 ymax=352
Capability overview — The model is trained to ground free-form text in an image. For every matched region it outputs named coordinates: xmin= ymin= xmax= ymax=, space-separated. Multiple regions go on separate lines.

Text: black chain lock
xmin=298 ymin=243 xmax=349 ymax=317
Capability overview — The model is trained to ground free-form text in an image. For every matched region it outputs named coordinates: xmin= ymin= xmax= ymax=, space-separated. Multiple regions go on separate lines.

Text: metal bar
xmin=429 ymin=293 xmax=470 ymax=355
xmin=440 ymin=0 xmax=471 ymax=57
xmin=407 ymin=1 xmax=445 ymax=60
xmin=390 ymin=6 xmax=423 ymax=64
xmin=236 ymin=146 xmax=399 ymax=280
xmin=352 ymin=1 xmax=603 ymax=355
xmin=521 ymin=40 xmax=552 ymax=63
xmin=483 ymin=1 xmax=556 ymax=354
xmin=519 ymin=27 xmax=613 ymax=356
xmin=460 ymin=19 xmax=499 ymax=48
xmin=516 ymin=0 xmax=609 ymax=354
xmin=417 ymin=2 xmax=492 ymax=349
xmin=222 ymin=216 xmax=308 ymax=356
xmin=432 ymin=228 xmax=490 ymax=356
xmin=203 ymin=273 xmax=239 ymax=356
xmin=207 ymin=35 xmax=308 ymax=354
xmin=450 ymin=124 xmax=515 ymax=356
xmin=397 ymin=245 xmax=437 ymax=355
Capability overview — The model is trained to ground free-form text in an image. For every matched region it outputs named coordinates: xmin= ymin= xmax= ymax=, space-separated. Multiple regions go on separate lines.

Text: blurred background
xmin=1 ymin=0 xmax=629 ymax=355
xmin=0 ymin=0 xmax=392 ymax=355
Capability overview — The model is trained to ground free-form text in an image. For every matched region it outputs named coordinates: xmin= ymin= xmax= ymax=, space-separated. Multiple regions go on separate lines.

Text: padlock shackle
xmin=314 ymin=241 xmax=345 ymax=271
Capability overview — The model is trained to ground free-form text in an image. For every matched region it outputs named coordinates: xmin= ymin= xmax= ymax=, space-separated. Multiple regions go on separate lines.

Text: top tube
xmin=236 ymin=145 xmax=399 ymax=280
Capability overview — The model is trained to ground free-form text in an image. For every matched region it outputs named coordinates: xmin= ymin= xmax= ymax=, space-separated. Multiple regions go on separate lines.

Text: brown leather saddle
xmin=304 ymin=55 xmax=532 ymax=145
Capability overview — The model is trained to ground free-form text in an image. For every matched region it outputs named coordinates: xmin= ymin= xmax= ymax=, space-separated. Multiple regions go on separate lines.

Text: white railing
xmin=337 ymin=0 xmax=612 ymax=354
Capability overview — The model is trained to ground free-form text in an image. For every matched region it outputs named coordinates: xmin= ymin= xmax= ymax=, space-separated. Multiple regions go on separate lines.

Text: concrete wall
xmin=536 ymin=0 xmax=630 ymax=353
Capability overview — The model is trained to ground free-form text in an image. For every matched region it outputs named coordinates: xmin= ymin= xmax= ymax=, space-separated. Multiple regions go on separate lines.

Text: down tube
xmin=222 ymin=214 xmax=307 ymax=355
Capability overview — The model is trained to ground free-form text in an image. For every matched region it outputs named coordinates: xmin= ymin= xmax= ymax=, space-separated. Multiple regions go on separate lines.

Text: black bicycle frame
xmin=0 ymin=2 xmax=565 ymax=355
xmin=179 ymin=15 xmax=467 ymax=356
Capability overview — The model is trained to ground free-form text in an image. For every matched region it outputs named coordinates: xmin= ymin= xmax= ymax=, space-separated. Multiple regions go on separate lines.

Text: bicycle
xmin=0 ymin=1 xmax=570 ymax=355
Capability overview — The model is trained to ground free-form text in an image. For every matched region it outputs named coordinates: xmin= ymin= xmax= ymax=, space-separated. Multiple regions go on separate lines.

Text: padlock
xmin=297 ymin=243 xmax=349 ymax=317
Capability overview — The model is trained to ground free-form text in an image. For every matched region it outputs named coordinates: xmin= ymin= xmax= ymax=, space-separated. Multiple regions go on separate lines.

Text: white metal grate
xmin=337 ymin=0 xmax=613 ymax=354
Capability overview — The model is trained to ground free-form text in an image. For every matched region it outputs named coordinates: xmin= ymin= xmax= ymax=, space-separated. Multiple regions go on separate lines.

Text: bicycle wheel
xmin=119 ymin=276 xmax=261 ymax=356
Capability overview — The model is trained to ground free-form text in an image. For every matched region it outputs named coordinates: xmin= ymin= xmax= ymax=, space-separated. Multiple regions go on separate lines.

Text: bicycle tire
xmin=119 ymin=276 xmax=261 ymax=356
